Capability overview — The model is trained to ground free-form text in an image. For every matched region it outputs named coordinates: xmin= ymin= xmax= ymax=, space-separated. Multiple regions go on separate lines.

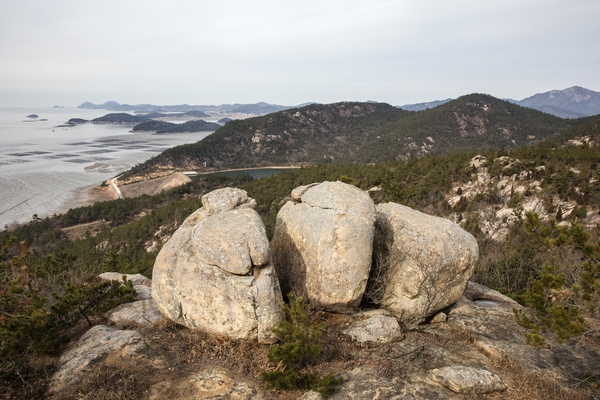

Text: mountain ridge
xmin=512 ymin=86 xmax=600 ymax=118
xmin=120 ymin=94 xmax=577 ymax=183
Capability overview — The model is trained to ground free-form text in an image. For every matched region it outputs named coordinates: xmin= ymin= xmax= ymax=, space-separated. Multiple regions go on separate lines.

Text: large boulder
xmin=271 ymin=181 xmax=376 ymax=313
xmin=152 ymin=188 xmax=283 ymax=343
xmin=371 ymin=203 xmax=478 ymax=328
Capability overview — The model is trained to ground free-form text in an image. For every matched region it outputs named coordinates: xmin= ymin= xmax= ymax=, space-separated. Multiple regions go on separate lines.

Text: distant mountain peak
xmin=399 ymin=98 xmax=452 ymax=112
xmin=516 ymin=86 xmax=600 ymax=118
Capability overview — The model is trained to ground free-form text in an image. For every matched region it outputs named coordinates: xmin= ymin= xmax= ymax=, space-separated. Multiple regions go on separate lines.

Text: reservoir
xmin=190 ymin=167 xmax=297 ymax=180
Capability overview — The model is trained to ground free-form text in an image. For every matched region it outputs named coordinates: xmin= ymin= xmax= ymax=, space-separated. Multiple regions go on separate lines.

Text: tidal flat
xmin=0 ymin=107 xmax=214 ymax=229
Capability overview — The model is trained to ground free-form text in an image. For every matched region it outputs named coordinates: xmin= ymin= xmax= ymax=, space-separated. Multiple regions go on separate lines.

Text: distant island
xmin=78 ymin=101 xmax=299 ymax=116
xmin=53 ymin=105 xmax=65 ymax=109
xmin=67 ymin=118 xmax=88 ymax=124
xmin=91 ymin=113 xmax=147 ymax=124
xmin=26 ymin=114 xmax=39 ymax=118
xmin=61 ymin=111 xmax=224 ymax=131
xmin=132 ymin=119 xmax=221 ymax=134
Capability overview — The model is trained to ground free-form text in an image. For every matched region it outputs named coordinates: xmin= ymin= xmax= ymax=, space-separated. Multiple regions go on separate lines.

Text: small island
xmin=91 ymin=113 xmax=147 ymax=124
xmin=26 ymin=114 xmax=39 ymax=118
xmin=67 ymin=118 xmax=88 ymax=125
xmin=132 ymin=119 xmax=221 ymax=134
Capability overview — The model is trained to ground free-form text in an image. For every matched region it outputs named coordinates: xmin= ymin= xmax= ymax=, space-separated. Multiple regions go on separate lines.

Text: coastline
xmin=53 ymin=182 xmax=119 ymax=216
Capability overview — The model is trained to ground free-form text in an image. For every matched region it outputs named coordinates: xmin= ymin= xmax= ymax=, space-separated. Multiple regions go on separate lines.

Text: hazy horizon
xmin=3 ymin=83 xmax=599 ymax=111
xmin=1 ymin=1 xmax=598 ymax=108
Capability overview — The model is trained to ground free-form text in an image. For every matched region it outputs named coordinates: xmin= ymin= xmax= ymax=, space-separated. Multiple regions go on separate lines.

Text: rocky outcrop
xmin=148 ymin=368 xmax=265 ymax=399
xmin=98 ymin=271 xmax=153 ymax=300
xmin=152 ymin=188 xmax=283 ymax=343
xmin=271 ymin=181 xmax=376 ymax=313
xmin=98 ymin=272 xmax=152 ymax=287
xmin=49 ymin=325 xmax=155 ymax=394
xmin=331 ymin=367 xmax=451 ymax=399
xmin=427 ymin=366 xmax=506 ymax=394
xmin=342 ymin=310 xmax=403 ymax=343
xmin=105 ymin=299 xmax=167 ymax=328
xmin=448 ymin=284 xmax=600 ymax=385
xmin=372 ymin=203 xmax=478 ymax=328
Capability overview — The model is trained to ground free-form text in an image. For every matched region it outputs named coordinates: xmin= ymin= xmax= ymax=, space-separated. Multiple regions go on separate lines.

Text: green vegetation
xmin=504 ymin=213 xmax=597 ymax=345
xmin=132 ymin=119 xmax=221 ymax=133
xmin=0 ymin=237 xmax=135 ymax=385
xmin=260 ymin=293 xmax=343 ymax=397
xmin=122 ymin=95 xmax=575 ymax=181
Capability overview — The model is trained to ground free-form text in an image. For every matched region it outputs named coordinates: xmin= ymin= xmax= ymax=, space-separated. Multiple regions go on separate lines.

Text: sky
xmin=1 ymin=0 xmax=599 ymax=107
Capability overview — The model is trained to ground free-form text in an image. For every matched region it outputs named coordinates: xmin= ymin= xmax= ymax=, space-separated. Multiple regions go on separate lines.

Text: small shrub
xmin=570 ymin=206 xmax=588 ymax=220
xmin=260 ymin=292 xmax=343 ymax=398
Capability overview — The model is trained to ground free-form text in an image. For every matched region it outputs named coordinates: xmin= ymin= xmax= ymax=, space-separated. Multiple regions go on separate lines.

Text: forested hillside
xmin=121 ymin=94 xmax=577 ymax=183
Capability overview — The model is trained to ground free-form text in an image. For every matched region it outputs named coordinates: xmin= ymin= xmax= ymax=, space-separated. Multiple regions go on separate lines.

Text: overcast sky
xmin=1 ymin=0 xmax=598 ymax=107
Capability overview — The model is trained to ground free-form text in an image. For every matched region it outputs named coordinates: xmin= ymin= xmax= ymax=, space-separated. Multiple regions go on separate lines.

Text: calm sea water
xmin=0 ymin=107 xmax=214 ymax=228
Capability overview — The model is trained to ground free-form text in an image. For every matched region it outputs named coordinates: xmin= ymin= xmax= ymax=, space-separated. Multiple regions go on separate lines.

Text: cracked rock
xmin=373 ymin=203 xmax=478 ymax=328
xmin=152 ymin=188 xmax=283 ymax=343
xmin=272 ymin=181 xmax=376 ymax=313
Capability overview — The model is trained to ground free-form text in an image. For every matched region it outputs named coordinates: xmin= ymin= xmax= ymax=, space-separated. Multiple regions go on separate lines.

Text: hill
xmin=155 ymin=120 xmax=221 ymax=133
xmin=121 ymin=94 xmax=576 ymax=182
xmin=513 ymin=86 xmax=600 ymax=118
xmin=130 ymin=120 xmax=174 ymax=132
xmin=90 ymin=113 xmax=148 ymax=124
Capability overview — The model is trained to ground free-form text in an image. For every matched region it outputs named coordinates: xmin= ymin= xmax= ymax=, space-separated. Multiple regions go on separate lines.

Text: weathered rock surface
xmin=152 ymin=188 xmax=283 ymax=343
xmin=271 ymin=181 xmax=376 ymax=312
xmin=98 ymin=272 xmax=152 ymax=287
xmin=298 ymin=390 xmax=324 ymax=400
xmin=194 ymin=208 xmax=270 ymax=275
xmin=373 ymin=203 xmax=478 ymax=328
xmin=343 ymin=310 xmax=404 ymax=343
xmin=105 ymin=299 xmax=167 ymax=328
xmin=201 ymin=186 xmax=257 ymax=215
xmin=331 ymin=367 xmax=450 ymax=400
xmin=427 ymin=365 xmax=506 ymax=394
xmin=49 ymin=325 xmax=153 ymax=394
xmin=133 ymin=284 xmax=152 ymax=300
xmin=148 ymin=368 xmax=265 ymax=400
xmin=448 ymin=284 xmax=600 ymax=386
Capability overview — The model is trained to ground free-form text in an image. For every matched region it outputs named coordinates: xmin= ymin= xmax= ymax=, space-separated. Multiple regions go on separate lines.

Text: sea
xmin=0 ymin=107 xmax=214 ymax=229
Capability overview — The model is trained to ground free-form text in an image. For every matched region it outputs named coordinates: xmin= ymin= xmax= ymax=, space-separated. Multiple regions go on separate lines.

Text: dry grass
xmin=3 ymin=311 xmax=599 ymax=399
xmin=56 ymin=363 xmax=147 ymax=400
xmin=444 ymin=324 xmax=599 ymax=400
